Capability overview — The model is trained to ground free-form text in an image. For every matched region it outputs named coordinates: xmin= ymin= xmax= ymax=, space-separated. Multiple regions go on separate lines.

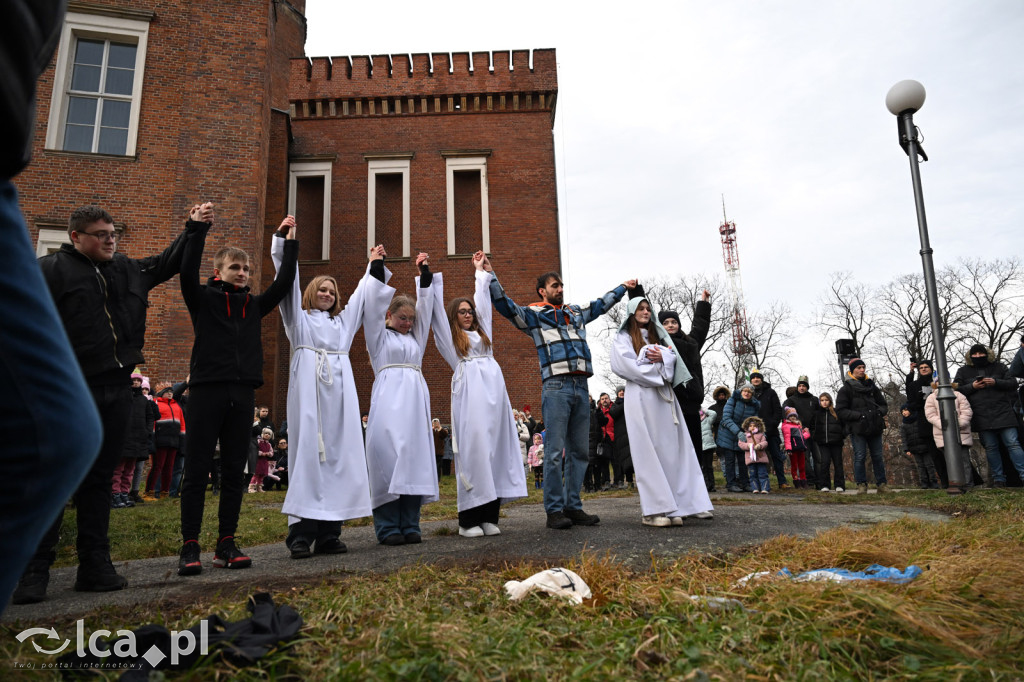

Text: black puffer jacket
xmin=753 ymin=381 xmax=784 ymax=433
xmin=1 ymin=0 xmax=65 ymax=179
xmin=836 ymin=374 xmax=888 ymax=437
xmin=180 ymin=225 xmax=297 ymax=387
xmin=811 ymin=406 xmax=845 ymax=445
xmin=38 ymin=231 xmax=188 ymax=383
xmin=905 ymin=370 xmax=937 ymax=441
xmin=608 ymin=397 xmax=631 ymax=472
xmin=899 ymin=415 xmax=930 ymax=456
xmin=122 ymin=388 xmax=157 ymax=459
xmin=953 ymin=348 xmax=1019 ymax=431
xmin=784 ymin=390 xmax=818 ymax=429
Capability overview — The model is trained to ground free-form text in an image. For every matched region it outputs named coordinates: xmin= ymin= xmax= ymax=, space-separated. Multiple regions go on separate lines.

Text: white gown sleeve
xmin=337 ymin=262 xmax=374 ymax=345
xmin=412 ymin=273 xmax=434 ymax=355
xmin=474 ymin=269 xmax=494 ymax=339
xmin=611 ymin=332 xmax=671 ymax=388
xmin=362 ymin=267 xmax=395 ymax=364
xmin=429 ymin=273 xmax=459 ymax=370
xmin=271 ymin=234 xmax=302 ymax=335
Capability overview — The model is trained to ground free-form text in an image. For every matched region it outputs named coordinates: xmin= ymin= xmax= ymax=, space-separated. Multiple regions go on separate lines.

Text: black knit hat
xmin=848 ymin=357 xmax=866 ymax=372
xmin=969 ymin=344 xmax=987 ymax=356
xmin=658 ymin=310 xmax=680 ymax=325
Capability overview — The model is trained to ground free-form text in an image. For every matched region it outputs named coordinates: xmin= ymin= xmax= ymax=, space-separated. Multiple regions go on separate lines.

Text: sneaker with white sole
xmin=458 ymin=526 xmax=484 ymax=538
xmin=835 ymin=487 xmax=844 ymax=493
xmin=480 ymin=522 xmax=501 ymax=536
xmin=820 ymin=487 xmax=830 ymax=492
xmin=642 ymin=515 xmax=672 ymax=527
xmin=670 ymin=516 xmax=684 ymax=526
xmin=693 ymin=511 xmax=714 ymax=520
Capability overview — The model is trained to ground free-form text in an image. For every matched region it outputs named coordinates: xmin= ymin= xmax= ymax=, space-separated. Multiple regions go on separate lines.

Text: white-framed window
xmin=366 ymin=158 xmax=411 ymax=258
xmin=36 ymin=229 xmax=70 ymax=257
xmin=445 ymin=156 xmax=489 ymax=255
xmin=45 ymin=11 xmax=151 ymax=156
xmin=288 ymin=161 xmax=332 ymax=261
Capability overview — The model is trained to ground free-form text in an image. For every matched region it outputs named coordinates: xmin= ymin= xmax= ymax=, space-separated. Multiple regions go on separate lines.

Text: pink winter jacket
xmin=924 ymin=391 xmax=973 ymax=447
xmin=781 ymin=421 xmax=811 ymax=451
xmin=738 ymin=430 xmax=770 ymax=464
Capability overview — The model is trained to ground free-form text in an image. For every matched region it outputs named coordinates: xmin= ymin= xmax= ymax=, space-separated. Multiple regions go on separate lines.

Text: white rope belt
xmin=376 ymin=362 xmax=422 ymax=373
xmin=294 ymin=345 xmax=348 ymax=462
xmin=657 ymin=384 xmax=680 ymax=425
xmin=449 ymin=355 xmax=489 ymax=491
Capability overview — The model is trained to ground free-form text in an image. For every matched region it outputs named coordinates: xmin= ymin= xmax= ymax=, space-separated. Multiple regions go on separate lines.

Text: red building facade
xmin=20 ymin=1 xmax=560 ymax=422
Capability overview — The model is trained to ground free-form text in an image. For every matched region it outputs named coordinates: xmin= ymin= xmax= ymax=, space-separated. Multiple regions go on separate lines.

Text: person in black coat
xmin=904 ymin=358 xmax=948 ymax=487
xmin=608 ymin=388 xmax=634 ymax=488
xmin=750 ymin=370 xmax=788 ymax=488
xmin=836 ymin=358 xmax=889 ymax=493
xmin=954 ymin=344 xmax=1024 ymax=486
xmin=899 ymin=403 xmax=939 ymax=489
xmin=784 ymin=375 xmax=820 ymax=484
xmin=811 ymin=393 xmax=847 ymax=491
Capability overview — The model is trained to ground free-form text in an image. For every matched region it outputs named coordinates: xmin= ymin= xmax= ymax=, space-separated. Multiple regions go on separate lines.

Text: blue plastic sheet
xmin=779 ymin=564 xmax=922 ymax=584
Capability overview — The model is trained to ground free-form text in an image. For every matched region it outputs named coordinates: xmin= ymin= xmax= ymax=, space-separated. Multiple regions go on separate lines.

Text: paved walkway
xmin=2 ymin=491 xmax=948 ymax=623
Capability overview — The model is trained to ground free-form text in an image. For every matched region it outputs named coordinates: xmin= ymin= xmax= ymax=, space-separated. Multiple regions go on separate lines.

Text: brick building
xmin=19 ymin=0 xmax=560 ymax=422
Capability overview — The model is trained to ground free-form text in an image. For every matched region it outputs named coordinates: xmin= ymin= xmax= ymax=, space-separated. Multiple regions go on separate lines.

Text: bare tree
xmin=728 ymin=300 xmax=795 ymax=386
xmin=948 ymin=257 xmax=1024 ymax=362
xmin=816 ymin=271 xmax=877 ymax=357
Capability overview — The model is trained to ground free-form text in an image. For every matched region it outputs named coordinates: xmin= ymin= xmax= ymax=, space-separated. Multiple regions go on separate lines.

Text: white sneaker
xmin=480 ymin=522 xmax=501 ymax=536
xmin=642 ymin=515 xmax=672 ymax=527
xmin=693 ymin=511 xmax=714 ymax=520
xmin=835 ymin=487 xmax=844 ymax=493
xmin=671 ymin=516 xmax=684 ymax=526
xmin=820 ymin=487 xmax=829 ymax=492
xmin=760 ymin=490 xmax=769 ymax=494
xmin=458 ymin=526 xmax=484 ymax=538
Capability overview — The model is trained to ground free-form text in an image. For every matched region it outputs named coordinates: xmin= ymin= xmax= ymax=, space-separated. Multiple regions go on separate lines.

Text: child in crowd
xmin=739 ymin=416 xmax=770 ymax=493
xmin=150 ymin=383 xmax=186 ymax=500
xmin=528 ymin=433 xmax=545 ymax=489
xmin=363 ymin=251 xmax=438 ymax=546
xmin=111 ymin=373 xmax=156 ymax=508
xmin=900 ymin=403 xmax=940 ymax=489
xmin=698 ymin=408 xmax=717 ymax=492
xmin=176 ymin=204 xmax=297 ymax=576
xmin=781 ymin=406 xmax=812 ymax=488
xmin=249 ymin=428 xmax=274 ymax=492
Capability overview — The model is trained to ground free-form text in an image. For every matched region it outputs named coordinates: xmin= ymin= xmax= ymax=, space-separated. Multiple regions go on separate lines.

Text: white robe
xmin=271 ymin=237 xmax=373 ymax=523
xmin=363 ymin=274 xmax=438 ymax=509
xmin=610 ymin=329 xmax=713 ymax=518
xmin=429 ymin=270 xmax=528 ymax=512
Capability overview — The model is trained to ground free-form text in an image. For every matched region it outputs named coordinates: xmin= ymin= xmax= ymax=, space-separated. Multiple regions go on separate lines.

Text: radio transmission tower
xmin=719 ymin=197 xmax=753 ymax=382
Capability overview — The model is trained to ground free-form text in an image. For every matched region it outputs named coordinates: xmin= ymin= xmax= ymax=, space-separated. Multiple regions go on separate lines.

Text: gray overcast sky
xmin=304 ymin=0 xmax=1024 ymax=395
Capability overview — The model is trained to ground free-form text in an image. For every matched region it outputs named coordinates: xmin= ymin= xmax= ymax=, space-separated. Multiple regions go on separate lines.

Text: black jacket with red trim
xmin=180 ymin=220 xmax=297 ymax=388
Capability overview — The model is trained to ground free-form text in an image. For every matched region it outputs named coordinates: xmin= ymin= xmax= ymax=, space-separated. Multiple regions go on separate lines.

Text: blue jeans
xmin=747 ymin=463 xmax=770 ymax=492
xmin=978 ymin=428 xmax=1024 ymax=482
xmin=0 ymin=181 xmax=102 ymax=607
xmin=540 ymin=374 xmax=591 ymax=514
xmin=372 ymin=495 xmax=422 ymax=541
xmin=850 ymin=432 xmax=887 ymax=485
xmin=766 ymin=428 xmax=788 ymax=486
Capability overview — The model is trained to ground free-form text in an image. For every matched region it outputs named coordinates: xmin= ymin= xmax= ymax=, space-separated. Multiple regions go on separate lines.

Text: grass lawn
xmin=6 ymin=485 xmax=1023 ymax=679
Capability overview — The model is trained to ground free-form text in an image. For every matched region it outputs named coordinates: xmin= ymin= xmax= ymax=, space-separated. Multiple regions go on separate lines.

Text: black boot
xmin=12 ymin=560 xmax=50 ymax=605
xmin=74 ymin=551 xmax=128 ymax=592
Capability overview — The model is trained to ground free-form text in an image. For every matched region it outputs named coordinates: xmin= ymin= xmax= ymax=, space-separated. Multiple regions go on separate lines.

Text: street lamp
xmin=886 ymin=79 xmax=964 ymax=494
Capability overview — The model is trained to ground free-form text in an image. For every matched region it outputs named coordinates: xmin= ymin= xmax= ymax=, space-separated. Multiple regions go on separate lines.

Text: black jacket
xmin=122 ymin=388 xmax=157 ymax=459
xmin=38 ymin=230 xmax=188 ymax=383
xmin=667 ymin=301 xmax=712 ymax=414
xmin=608 ymin=397 xmax=631 ymax=468
xmin=953 ymin=348 xmax=1019 ymax=431
xmin=904 ymin=370 xmax=936 ymax=440
xmin=811 ymin=406 xmax=845 ymax=445
xmin=180 ymin=222 xmax=298 ymax=387
xmin=783 ymin=391 xmax=818 ymax=430
xmin=708 ymin=396 xmax=729 ymax=441
xmin=753 ymin=381 xmax=784 ymax=432
xmin=1 ymin=0 xmax=65 ymax=179
xmin=899 ymin=416 xmax=930 ymax=456
xmin=836 ymin=374 xmax=888 ymax=437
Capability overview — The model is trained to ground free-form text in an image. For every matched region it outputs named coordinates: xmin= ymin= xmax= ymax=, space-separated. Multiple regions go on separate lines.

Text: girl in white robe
xmin=610 ymin=296 xmax=713 ymax=527
xmin=271 ymin=236 xmax=377 ymax=557
xmin=429 ymin=253 xmax=528 ymax=537
xmin=363 ymin=253 xmax=437 ymax=545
